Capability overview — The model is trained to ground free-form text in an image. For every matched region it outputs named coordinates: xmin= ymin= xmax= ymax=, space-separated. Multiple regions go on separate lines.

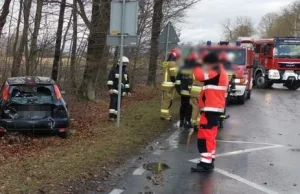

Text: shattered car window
xmin=9 ymin=85 xmax=54 ymax=104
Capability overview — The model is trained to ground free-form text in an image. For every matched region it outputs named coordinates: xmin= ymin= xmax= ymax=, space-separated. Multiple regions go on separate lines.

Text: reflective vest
xmin=193 ymin=64 xmax=228 ymax=113
xmin=162 ymin=60 xmax=178 ymax=88
xmin=175 ymin=67 xmax=193 ymax=96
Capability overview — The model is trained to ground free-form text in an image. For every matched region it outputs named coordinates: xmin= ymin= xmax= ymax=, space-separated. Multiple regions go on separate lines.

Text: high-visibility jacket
xmin=175 ymin=66 xmax=193 ymax=96
xmin=107 ymin=66 xmax=130 ymax=95
xmin=161 ymin=59 xmax=178 ymax=88
xmin=193 ymin=64 xmax=228 ymax=113
xmin=190 ymin=75 xmax=203 ymax=97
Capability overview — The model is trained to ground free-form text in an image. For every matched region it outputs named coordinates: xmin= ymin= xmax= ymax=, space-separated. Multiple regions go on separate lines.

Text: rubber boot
xmin=191 ymin=162 xmax=214 ymax=172
xmin=197 ymin=158 xmax=215 ymax=168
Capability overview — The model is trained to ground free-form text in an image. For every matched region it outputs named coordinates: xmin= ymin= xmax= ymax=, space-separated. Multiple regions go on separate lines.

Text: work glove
xmin=109 ymin=89 xmax=114 ymax=95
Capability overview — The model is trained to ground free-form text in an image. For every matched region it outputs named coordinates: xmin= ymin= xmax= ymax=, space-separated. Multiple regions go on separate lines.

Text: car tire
xmin=58 ymin=131 xmax=69 ymax=139
xmin=246 ymin=90 xmax=251 ymax=100
xmin=237 ymin=92 xmax=246 ymax=105
xmin=286 ymin=82 xmax=300 ymax=90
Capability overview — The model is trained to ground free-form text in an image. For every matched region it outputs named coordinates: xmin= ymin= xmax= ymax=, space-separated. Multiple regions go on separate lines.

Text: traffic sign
xmin=110 ymin=0 xmax=138 ymax=36
xmin=158 ymin=22 xmax=180 ymax=60
xmin=106 ymin=35 xmax=138 ymax=47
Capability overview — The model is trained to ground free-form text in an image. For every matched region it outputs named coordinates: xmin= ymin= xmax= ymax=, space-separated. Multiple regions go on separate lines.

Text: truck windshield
xmin=200 ymin=48 xmax=246 ymax=65
xmin=241 ymin=43 xmax=254 ymax=49
xmin=274 ymin=44 xmax=300 ymax=58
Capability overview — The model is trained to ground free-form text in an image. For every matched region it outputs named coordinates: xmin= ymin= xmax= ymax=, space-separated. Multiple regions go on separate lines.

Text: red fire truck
xmin=199 ymin=41 xmax=254 ymax=104
xmin=238 ymin=37 xmax=255 ymax=49
xmin=253 ymin=37 xmax=300 ymax=90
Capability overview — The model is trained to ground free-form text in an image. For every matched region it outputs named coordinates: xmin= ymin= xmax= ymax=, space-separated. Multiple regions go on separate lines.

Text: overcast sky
xmin=180 ymin=0 xmax=296 ymax=43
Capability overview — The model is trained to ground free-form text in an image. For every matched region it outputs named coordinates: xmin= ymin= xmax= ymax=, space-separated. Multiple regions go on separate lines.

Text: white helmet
xmin=118 ymin=56 xmax=129 ymax=65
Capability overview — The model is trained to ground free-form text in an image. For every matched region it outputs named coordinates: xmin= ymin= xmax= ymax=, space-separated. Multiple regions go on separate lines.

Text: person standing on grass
xmin=107 ymin=56 xmax=131 ymax=121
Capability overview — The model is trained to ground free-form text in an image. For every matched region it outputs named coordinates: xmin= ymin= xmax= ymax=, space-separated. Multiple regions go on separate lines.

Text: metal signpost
xmin=107 ymin=0 xmax=138 ymax=128
xmin=158 ymin=22 xmax=180 ymax=60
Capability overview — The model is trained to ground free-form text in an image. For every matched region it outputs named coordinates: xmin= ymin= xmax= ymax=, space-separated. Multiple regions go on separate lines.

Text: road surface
xmin=106 ymin=86 xmax=300 ymax=194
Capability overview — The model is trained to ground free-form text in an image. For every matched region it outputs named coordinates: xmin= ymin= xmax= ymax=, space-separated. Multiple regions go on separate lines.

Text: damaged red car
xmin=0 ymin=77 xmax=70 ymax=138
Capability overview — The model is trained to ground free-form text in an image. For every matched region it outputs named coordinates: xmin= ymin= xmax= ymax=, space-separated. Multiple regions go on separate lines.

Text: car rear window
xmin=9 ymin=85 xmax=55 ymax=104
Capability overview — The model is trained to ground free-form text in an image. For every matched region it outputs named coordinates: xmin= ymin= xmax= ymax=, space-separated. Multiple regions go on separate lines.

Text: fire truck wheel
xmin=255 ymin=73 xmax=273 ymax=89
xmin=286 ymin=82 xmax=300 ymax=90
xmin=237 ymin=93 xmax=246 ymax=104
xmin=246 ymin=90 xmax=251 ymax=99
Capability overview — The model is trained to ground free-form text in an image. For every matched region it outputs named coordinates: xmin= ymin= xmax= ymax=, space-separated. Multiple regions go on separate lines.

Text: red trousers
xmin=197 ymin=112 xmax=220 ymax=163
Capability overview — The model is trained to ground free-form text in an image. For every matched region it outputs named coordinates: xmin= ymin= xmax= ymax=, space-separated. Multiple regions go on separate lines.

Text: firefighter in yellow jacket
xmin=161 ymin=48 xmax=181 ymax=120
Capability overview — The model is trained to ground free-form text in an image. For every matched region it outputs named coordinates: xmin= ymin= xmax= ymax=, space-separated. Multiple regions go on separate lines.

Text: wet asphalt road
xmin=106 ymin=85 xmax=300 ymax=194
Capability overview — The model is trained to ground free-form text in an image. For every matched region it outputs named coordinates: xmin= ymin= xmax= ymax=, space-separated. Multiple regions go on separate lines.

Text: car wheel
xmin=286 ymin=82 xmax=300 ymax=90
xmin=58 ymin=131 xmax=69 ymax=139
xmin=246 ymin=90 xmax=252 ymax=100
xmin=237 ymin=93 xmax=246 ymax=105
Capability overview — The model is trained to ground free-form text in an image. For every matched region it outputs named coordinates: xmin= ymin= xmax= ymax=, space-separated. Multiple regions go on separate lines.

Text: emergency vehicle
xmin=199 ymin=41 xmax=254 ymax=104
xmin=238 ymin=37 xmax=255 ymax=49
xmin=253 ymin=37 xmax=300 ymax=90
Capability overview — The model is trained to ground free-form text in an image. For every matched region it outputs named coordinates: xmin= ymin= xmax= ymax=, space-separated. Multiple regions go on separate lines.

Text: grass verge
xmin=0 ymin=95 xmax=179 ymax=194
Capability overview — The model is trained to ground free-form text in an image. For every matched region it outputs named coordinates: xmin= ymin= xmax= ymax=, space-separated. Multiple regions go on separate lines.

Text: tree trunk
xmin=79 ymin=0 xmax=110 ymax=100
xmin=147 ymin=0 xmax=164 ymax=86
xmin=70 ymin=0 xmax=77 ymax=88
xmin=51 ymin=0 xmax=66 ymax=81
xmin=0 ymin=0 xmax=11 ymax=38
xmin=58 ymin=13 xmax=72 ymax=82
xmin=28 ymin=0 xmax=43 ymax=76
xmin=11 ymin=0 xmax=23 ymax=76
xmin=12 ymin=0 xmax=32 ymax=77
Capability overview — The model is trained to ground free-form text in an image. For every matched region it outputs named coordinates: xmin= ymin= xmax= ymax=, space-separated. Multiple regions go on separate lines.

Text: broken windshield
xmin=9 ymin=85 xmax=55 ymax=104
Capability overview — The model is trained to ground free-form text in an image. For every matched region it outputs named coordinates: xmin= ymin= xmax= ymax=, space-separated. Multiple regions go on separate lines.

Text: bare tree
xmin=79 ymin=0 xmax=110 ymax=100
xmin=51 ymin=0 xmax=67 ymax=81
xmin=222 ymin=16 xmax=255 ymax=41
xmin=147 ymin=0 xmax=164 ymax=86
xmin=70 ymin=0 xmax=77 ymax=88
xmin=28 ymin=0 xmax=43 ymax=75
xmin=12 ymin=0 xmax=32 ymax=77
xmin=0 ymin=0 xmax=11 ymax=38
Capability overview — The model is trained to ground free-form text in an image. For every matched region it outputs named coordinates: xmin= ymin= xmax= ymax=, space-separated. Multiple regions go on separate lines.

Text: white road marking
xmin=189 ymin=158 xmax=200 ymax=164
xmin=215 ymin=168 xmax=280 ymax=194
xmin=108 ymin=189 xmax=124 ymax=194
xmin=216 ymin=145 xmax=284 ymax=157
xmin=217 ymin=140 xmax=281 ymax=146
xmin=132 ymin=166 xmax=146 ymax=175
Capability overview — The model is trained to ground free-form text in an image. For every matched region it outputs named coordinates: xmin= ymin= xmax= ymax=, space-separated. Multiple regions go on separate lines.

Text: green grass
xmin=0 ymin=97 xmax=179 ymax=194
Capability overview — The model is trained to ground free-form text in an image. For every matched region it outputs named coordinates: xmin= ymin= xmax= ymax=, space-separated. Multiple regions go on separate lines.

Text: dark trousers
xmin=109 ymin=94 xmax=122 ymax=119
xmin=180 ymin=96 xmax=192 ymax=127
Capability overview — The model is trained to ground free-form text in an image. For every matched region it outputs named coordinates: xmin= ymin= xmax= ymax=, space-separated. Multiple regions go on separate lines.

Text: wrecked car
xmin=0 ymin=77 xmax=70 ymax=138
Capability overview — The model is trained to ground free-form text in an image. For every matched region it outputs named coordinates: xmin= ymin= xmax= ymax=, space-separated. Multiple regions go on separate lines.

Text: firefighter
xmin=107 ymin=56 xmax=131 ymax=121
xmin=190 ymin=52 xmax=207 ymax=131
xmin=218 ymin=51 xmax=234 ymax=128
xmin=175 ymin=51 xmax=197 ymax=129
xmin=191 ymin=52 xmax=229 ymax=172
xmin=160 ymin=48 xmax=181 ymax=121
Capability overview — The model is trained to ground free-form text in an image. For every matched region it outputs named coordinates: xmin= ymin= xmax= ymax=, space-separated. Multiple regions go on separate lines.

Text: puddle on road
xmin=290 ymin=148 xmax=300 ymax=152
xmin=143 ymin=162 xmax=170 ymax=174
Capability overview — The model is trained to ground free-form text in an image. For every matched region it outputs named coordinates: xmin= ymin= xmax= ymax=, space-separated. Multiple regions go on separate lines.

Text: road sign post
xmin=107 ymin=0 xmax=138 ymax=128
xmin=158 ymin=22 xmax=180 ymax=60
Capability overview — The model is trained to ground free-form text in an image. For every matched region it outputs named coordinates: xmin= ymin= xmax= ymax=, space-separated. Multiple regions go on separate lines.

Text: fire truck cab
xmin=238 ymin=37 xmax=255 ymax=49
xmin=253 ymin=37 xmax=300 ymax=90
xmin=199 ymin=41 xmax=254 ymax=104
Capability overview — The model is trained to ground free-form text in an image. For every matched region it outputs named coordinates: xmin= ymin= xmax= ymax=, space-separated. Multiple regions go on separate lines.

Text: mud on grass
xmin=0 ymin=89 xmax=179 ymax=194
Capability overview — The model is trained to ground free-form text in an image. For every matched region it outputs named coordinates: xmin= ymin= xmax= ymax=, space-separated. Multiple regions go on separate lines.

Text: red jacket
xmin=194 ymin=64 xmax=228 ymax=113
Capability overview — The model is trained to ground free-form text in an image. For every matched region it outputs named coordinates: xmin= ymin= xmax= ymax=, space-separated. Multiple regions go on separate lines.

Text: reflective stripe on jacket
xmin=193 ymin=64 xmax=228 ymax=113
xmin=162 ymin=60 xmax=178 ymax=88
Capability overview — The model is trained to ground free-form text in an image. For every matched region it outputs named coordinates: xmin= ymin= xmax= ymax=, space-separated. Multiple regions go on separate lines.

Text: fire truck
xmin=199 ymin=41 xmax=254 ymax=104
xmin=238 ymin=37 xmax=255 ymax=49
xmin=253 ymin=37 xmax=300 ymax=90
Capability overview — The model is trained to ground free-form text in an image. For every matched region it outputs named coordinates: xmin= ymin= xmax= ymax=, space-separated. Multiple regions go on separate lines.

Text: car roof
xmin=7 ymin=76 xmax=55 ymax=85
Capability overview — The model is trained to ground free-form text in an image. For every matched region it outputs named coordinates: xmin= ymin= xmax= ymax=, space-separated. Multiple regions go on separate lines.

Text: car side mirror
xmin=61 ymin=91 xmax=66 ymax=95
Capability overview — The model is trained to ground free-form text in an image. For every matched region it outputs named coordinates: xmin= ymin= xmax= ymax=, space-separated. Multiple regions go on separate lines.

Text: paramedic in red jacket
xmin=191 ymin=52 xmax=229 ymax=172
